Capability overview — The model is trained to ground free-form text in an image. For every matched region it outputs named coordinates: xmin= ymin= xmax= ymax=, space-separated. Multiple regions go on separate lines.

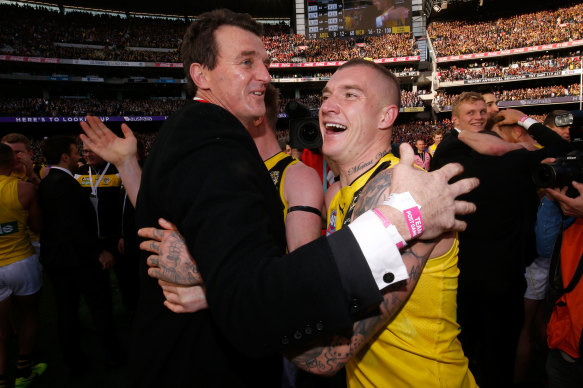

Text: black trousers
xmin=46 ymin=263 xmax=123 ymax=366
xmin=457 ymin=280 xmax=525 ymax=388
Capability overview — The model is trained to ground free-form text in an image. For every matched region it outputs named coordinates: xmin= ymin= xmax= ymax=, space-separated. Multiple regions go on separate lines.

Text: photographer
xmin=545 ymin=183 xmax=583 ymax=388
xmin=546 ymin=181 xmax=583 ymax=218
xmin=532 ymin=109 xmax=583 ymax=387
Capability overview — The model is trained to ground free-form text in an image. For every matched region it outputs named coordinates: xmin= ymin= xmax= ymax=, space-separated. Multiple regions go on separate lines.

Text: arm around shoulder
xmin=284 ymin=162 xmax=325 ymax=251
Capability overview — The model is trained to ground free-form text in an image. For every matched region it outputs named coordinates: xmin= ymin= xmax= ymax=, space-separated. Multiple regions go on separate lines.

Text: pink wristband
xmin=372 ymin=208 xmax=405 ymax=249
xmin=372 ymin=208 xmax=391 ymax=227
xmin=403 ymin=206 xmax=424 ymax=239
xmin=519 ymin=115 xmax=529 ymax=123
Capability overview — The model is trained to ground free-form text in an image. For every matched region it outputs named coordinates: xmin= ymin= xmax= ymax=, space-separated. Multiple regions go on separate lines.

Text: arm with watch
xmin=498 ymin=109 xmax=573 ymax=169
xmin=497 ymin=108 xmax=571 ymax=150
xmin=458 ymin=109 xmax=572 ymax=166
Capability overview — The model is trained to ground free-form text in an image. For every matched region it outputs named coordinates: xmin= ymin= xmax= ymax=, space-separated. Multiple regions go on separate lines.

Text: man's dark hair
xmin=475 ymin=85 xmax=497 ymax=96
xmin=43 ymin=136 xmax=76 ymax=165
xmin=544 ymin=110 xmax=569 ymax=128
xmin=337 ymin=58 xmax=401 ymax=108
xmin=264 ymin=83 xmax=280 ymax=130
xmin=181 ymin=9 xmax=263 ymax=96
xmin=484 ymin=114 xmax=505 ymax=132
xmin=0 ymin=143 xmax=14 ymax=169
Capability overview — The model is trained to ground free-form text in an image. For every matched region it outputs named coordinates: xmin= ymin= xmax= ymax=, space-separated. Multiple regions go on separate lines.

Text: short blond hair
xmin=452 ymin=92 xmax=484 ymax=118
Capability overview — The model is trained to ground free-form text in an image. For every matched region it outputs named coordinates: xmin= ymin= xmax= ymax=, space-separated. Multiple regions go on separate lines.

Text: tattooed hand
xmin=139 ymin=218 xmax=203 ymax=286
xmin=385 ymin=143 xmax=478 ymax=240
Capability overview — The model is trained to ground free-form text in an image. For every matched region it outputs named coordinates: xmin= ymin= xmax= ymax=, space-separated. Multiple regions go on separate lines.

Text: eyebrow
xmin=322 ymin=84 xmax=364 ymax=94
xmin=236 ymin=50 xmax=270 ymax=64
xmin=238 ymin=50 xmax=257 ymax=57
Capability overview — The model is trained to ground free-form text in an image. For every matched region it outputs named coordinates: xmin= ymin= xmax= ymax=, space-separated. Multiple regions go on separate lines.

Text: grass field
xmin=6 ymin=272 xmax=131 ymax=388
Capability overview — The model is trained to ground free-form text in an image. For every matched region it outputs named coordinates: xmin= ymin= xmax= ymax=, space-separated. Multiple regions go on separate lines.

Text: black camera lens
xmin=532 ymin=164 xmax=557 ymax=188
xmin=299 ymin=121 xmax=321 ymax=143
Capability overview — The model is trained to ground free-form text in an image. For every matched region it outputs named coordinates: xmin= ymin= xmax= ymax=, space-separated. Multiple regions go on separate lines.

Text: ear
xmin=60 ymin=153 xmax=69 ymax=165
xmin=253 ymin=115 xmax=265 ymax=127
xmin=511 ymin=126 xmax=522 ymax=141
xmin=378 ymin=104 xmax=399 ymax=130
xmin=190 ymin=63 xmax=209 ymax=90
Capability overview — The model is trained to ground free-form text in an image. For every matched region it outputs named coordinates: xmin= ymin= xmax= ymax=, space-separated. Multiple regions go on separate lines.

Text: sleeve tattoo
xmin=289 ymin=168 xmax=436 ymax=375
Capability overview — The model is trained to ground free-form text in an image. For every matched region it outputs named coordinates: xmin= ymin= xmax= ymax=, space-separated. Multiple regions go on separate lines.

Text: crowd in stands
xmin=0 ymin=97 xmax=185 ymax=117
xmin=300 ymin=34 xmax=418 ymax=62
xmin=0 ymin=90 xmax=427 ymax=118
xmin=278 ymin=89 xmax=425 ymax=112
xmin=263 ymin=34 xmax=308 ymax=63
xmin=435 ymin=83 xmax=581 ymax=109
xmin=438 ymin=53 xmax=581 ymax=82
xmin=1 ymin=3 xmax=418 ymax=63
xmin=499 ymin=83 xmax=580 ymax=101
xmin=428 ymin=3 xmax=583 ymax=56
xmin=271 ymin=71 xmax=334 ymax=80
xmin=2 ymin=5 xmax=187 ymax=50
xmin=392 ymin=119 xmax=453 ymax=145
xmin=3 ymin=2 xmax=583 ymax=66
xmin=401 ymin=90 xmax=425 ymax=108
xmin=23 ymin=119 xmax=454 ymax=166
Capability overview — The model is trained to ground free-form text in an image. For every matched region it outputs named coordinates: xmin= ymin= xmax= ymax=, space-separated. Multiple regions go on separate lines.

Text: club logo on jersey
xmin=327 ymin=210 xmax=337 ymax=235
xmin=0 ymin=221 xmax=18 ymax=236
xmin=270 ymin=171 xmax=280 ymax=186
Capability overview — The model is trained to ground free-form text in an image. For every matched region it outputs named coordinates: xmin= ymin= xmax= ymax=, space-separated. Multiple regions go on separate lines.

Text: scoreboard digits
xmin=306 ymin=1 xmax=344 ymax=39
xmin=305 ymin=0 xmax=411 ymax=39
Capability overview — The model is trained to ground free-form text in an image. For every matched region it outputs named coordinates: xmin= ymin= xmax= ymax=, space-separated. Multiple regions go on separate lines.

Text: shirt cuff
xmin=518 ymin=117 xmax=538 ymax=130
xmin=348 ymin=210 xmax=409 ymax=290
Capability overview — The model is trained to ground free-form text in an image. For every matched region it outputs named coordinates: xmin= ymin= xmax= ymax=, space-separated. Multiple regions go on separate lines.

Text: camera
xmin=285 ymin=101 xmax=322 ymax=150
xmin=532 ymin=110 xmax=583 ymax=198
xmin=533 ymin=150 xmax=583 ymax=197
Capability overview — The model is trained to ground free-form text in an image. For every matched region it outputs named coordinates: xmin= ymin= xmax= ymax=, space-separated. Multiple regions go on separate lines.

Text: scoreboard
xmin=305 ymin=0 xmax=411 ymax=39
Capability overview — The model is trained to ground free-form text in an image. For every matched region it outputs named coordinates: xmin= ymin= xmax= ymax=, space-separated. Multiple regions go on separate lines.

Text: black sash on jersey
xmin=270 ymin=155 xmax=295 ymax=194
xmin=342 ymin=160 xmax=392 ymax=228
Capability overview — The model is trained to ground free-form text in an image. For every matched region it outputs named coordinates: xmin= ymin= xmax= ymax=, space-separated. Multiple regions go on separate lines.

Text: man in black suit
xmin=38 ymin=136 xmax=123 ymax=374
xmin=430 ymin=92 xmax=572 ymax=387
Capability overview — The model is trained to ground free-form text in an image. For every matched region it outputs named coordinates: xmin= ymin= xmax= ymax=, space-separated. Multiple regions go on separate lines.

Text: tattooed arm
xmin=289 ymin=240 xmax=435 ymax=375
xmin=289 ymin=167 xmax=439 ymax=375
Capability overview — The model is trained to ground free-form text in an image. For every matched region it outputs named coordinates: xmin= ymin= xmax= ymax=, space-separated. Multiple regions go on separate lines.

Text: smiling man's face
xmin=199 ymin=25 xmax=271 ymax=127
xmin=453 ymin=100 xmax=488 ymax=133
xmin=319 ymin=64 xmax=397 ymax=167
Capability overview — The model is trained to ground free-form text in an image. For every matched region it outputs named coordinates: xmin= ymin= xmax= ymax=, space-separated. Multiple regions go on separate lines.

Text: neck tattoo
xmin=347 ymin=150 xmax=389 ymax=177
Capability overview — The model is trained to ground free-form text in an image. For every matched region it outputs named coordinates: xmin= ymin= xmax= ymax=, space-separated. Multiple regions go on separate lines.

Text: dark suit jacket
xmin=130 ymin=100 xmax=383 ymax=387
xmin=38 ymin=168 xmax=102 ymax=269
xmin=430 ymin=124 xmax=572 ymax=293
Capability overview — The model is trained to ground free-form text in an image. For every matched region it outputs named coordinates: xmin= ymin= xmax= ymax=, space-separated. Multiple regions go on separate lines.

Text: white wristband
xmin=517 ymin=115 xmax=538 ymax=130
xmin=384 ymin=192 xmax=424 ymax=239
